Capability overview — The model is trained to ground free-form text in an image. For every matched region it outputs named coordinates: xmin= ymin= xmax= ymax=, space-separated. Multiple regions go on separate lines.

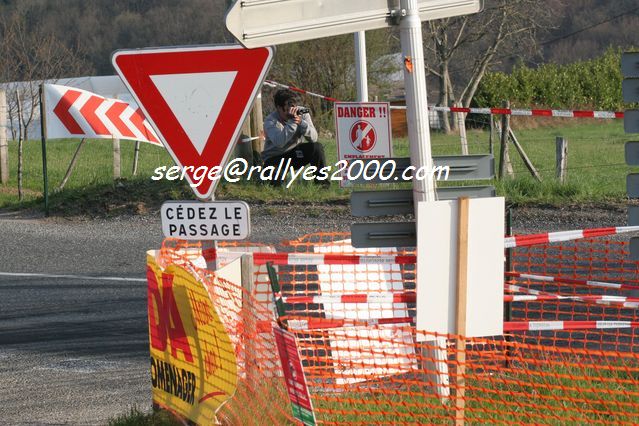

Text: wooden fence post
xmin=241 ymin=253 xmax=257 ymax=385
xmin=250 ymin=93 xmax=264 ymax=163
xmin=488 ymin=115 xmax=494 ymax=156
xmin=113 ymin=138 xmax=121 ymax=179
xmin=455 ymin=197 xmax=470 ymax=426
xmin=498 ymin=101 xmax=514 ymax=179
xmin=235 ymin=115 xmax=253 ymax=165
xmin=556 ymin=137 xmax=568 ymax=183
xmin=132 ymin=140 xmax=141 ymax=176
xmin=510 ymin=128 xmax=541 ymax=182
xmin=0 ymin=90 xmax=8 ymax=185
xmin=58 ymin=138 xmax=86 ymax=191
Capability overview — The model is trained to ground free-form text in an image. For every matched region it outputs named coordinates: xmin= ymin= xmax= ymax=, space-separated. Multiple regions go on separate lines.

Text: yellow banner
xmin=146 ymin=254 xmax=237 ymax=424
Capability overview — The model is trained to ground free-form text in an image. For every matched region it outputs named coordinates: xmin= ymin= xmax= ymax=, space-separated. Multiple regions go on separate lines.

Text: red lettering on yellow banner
xmin=147 ymin=266 xmax=194 ymax=363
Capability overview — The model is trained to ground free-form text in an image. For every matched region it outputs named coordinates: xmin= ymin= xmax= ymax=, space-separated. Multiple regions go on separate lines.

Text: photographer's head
xmin=274 ymin=88 xmax=304 ymax=122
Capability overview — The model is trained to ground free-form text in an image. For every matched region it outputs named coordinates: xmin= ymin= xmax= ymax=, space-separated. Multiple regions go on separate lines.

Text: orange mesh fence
xmin=510 ymin=238 xmax=639 ymax=353
xmin=153 ymin=233 xmax=639 ymax=424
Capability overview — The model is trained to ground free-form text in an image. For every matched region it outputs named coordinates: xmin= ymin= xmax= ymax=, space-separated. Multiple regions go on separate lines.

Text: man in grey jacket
xmin=262 ymin=89 xmax=327 ymax=185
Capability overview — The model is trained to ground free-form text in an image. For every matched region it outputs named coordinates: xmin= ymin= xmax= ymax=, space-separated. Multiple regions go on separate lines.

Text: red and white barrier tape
xmin=282 ymin=292 xmax=416 ymax=305
xmin=263 ymin=79 xmax=623 ymax=119
xmin=504 ymin=320 xmax=639 ymax=332
xmin=506 ymin=271 xmax=639 ymax=291
xmin=506 ymin=284 xmax=639 ymax=308
xmin=252 ymin=252 xmax=416 ymax=266
xmin=505 ymin=226 xmax=639 ymax=248
xmin=264 ymin=80 xmax=339 ymax=103
xmin=202 ymin=227 xmax=639 ymax=267
xmin=286 ymin=316 xmax=639 ymax=332
xmin=287 ymin=316 xmax=415 ymax=330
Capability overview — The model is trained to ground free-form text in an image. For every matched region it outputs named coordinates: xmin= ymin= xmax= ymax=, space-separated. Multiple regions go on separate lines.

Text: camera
xmin=296 ymin=107 xmax=310 ymax=116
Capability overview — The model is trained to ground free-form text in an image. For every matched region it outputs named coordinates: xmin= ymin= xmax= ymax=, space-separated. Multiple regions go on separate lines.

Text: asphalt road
xmin=0 ymin=204 xmax=627 ymax=424
xmin=0 ymin=206 xmax=352 ymax=425
xmin=0 ymin=215 xmax=164 ymax=425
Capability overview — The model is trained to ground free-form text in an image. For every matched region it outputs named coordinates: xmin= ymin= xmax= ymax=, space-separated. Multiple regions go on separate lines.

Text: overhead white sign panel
xmin=226 ymin=0 xmax=483 ymax=48
xmin=160 ymin=200 xmax=250 ymax=240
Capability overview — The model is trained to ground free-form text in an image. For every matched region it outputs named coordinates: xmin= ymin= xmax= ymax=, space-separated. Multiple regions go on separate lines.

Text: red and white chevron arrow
xmin=44 ymin=83 xmax=161 ymax=145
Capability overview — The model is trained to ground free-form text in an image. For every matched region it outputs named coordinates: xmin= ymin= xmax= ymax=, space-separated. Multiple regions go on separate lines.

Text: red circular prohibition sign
xmin=349 ymin=120 xmax=377 ymax=153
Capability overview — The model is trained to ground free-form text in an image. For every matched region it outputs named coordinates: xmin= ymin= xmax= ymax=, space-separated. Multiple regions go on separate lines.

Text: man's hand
xmin=288 ymin=106 xmax=302 ymax=124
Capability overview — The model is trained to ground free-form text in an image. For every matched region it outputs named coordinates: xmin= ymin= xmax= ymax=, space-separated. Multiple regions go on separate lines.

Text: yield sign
xmin=112 ymin=44 xmax=274 ymax=199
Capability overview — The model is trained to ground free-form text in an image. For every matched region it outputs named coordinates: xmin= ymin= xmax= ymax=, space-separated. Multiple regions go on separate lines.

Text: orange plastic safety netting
xmin=154 ymin=233 xmax=639 ymax=424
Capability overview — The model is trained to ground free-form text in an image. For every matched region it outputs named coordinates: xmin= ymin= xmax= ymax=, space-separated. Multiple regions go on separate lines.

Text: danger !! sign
xmin=335 ymin=102 xmax=392 ymax=184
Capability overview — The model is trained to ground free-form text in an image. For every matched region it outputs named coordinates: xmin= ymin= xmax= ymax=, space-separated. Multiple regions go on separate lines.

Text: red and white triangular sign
xmin=112 ymin=44 xmax=274 ymax=199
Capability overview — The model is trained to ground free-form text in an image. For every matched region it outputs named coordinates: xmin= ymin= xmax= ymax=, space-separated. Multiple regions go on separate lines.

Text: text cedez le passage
xmin=164 ymin=204 xmax=245 ymax=238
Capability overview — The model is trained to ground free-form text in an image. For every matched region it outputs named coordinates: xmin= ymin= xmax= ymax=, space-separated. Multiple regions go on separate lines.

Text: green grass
xmin=111 ymin=357 xmax=638 ymax=425
xmin=107 ymin=406 xmax=182 ymax=426
xmin=0 ymin=119 xmax=630 ymax=215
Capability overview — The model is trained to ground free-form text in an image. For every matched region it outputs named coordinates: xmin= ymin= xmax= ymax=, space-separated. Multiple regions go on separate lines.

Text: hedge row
xmin=474 ymin=48 xmax=627 ymax=110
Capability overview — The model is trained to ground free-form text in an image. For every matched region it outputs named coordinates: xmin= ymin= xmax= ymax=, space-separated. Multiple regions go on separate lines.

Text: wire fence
xmin=150 ymin=232 xmax=639 ymax=424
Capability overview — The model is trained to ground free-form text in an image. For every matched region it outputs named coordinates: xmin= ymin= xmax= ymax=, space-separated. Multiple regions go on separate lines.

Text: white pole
xmin=399 ymin=0 xmax=449 ymax=401
xmin=354 ymin=31 xmax=368 ymax=102
xmin=400 ymin=0 xmax=436 ymax=204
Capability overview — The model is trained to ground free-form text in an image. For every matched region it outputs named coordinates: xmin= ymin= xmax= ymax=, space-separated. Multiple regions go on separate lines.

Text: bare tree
xmin=0 ymin=5 xmax=93 ymax=140
xmin=268 ymin=30 xmax=398 ymax=121
xmin=422 ymin=0 xmax=560 ymax=132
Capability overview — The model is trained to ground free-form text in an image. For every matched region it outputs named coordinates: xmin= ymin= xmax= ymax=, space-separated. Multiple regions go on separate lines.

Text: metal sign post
xmin=399 ymin=0 xmax=448 ymax=399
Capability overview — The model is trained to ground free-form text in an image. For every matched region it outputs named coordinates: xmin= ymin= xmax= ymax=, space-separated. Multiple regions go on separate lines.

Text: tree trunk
xmin=447 ymin=73 xmax=457 ymax=132
xmin=0 ymin=90 xmax=8 ymax=185
xmin=438 ymin=61 xmax=451 ymax=133
xmin=456 ymin=102 xmax=468 ymax=155
xmin=17 ymin=90 xmax=23 ymax=201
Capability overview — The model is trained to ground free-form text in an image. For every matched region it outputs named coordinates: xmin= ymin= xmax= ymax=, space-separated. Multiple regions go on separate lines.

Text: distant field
xmin=0 ymin=119 xmax=630 ymax=214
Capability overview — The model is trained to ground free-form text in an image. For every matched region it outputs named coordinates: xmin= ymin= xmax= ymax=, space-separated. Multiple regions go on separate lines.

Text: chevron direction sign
xmin=43 ymin=84 xmax=161 ymax=145
xmin=112 ymin=44 xmax=274 ymax=199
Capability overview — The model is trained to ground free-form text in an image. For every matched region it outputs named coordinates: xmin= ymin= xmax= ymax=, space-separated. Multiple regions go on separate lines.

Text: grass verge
xmin=0 ymin=119 xmax=629 ymax=216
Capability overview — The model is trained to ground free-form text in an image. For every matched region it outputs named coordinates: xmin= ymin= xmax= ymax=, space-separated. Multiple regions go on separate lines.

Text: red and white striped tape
xmin=285 ymin=316 xmax=639 ymax=332
xmin=264 ymin=79 xmax=623 ymax=119
xmin=264 ymin=80 xmax=339 ymax=103
xmin=504 ymin=320 xmax=639 ymax=332
xmin=252 ymin=252 xmax=416 ymax=266
xmin=428 ymin=105 xmax=621 ymax=119
xmin=506 ymin=271 xmax=639 ymax=291
xmin=281 ymin=292 xmax=416 ymax=305
xmin=506 ymin=284 xmax=639 ymax=308
xmin=44 ymin=83 xmax=161 ymax=145
xmin=248 ymin=224 xmax=639 ymax=265
xmin=287 ymin=316 xmax=415 ymax=331
xmin=505 ymin=226 xmax=639 ymax=248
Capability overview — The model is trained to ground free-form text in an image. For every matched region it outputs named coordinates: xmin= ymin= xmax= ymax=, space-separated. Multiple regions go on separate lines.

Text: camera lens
xmin=297 ymin=107 xmax=310 ymax=115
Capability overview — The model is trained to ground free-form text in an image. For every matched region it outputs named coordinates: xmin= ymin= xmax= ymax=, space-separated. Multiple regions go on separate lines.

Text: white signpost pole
xmin=399 ymin=0 xmax=449 ymax=400
xmin=354 ymin=31 xmax=368 ymax=102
